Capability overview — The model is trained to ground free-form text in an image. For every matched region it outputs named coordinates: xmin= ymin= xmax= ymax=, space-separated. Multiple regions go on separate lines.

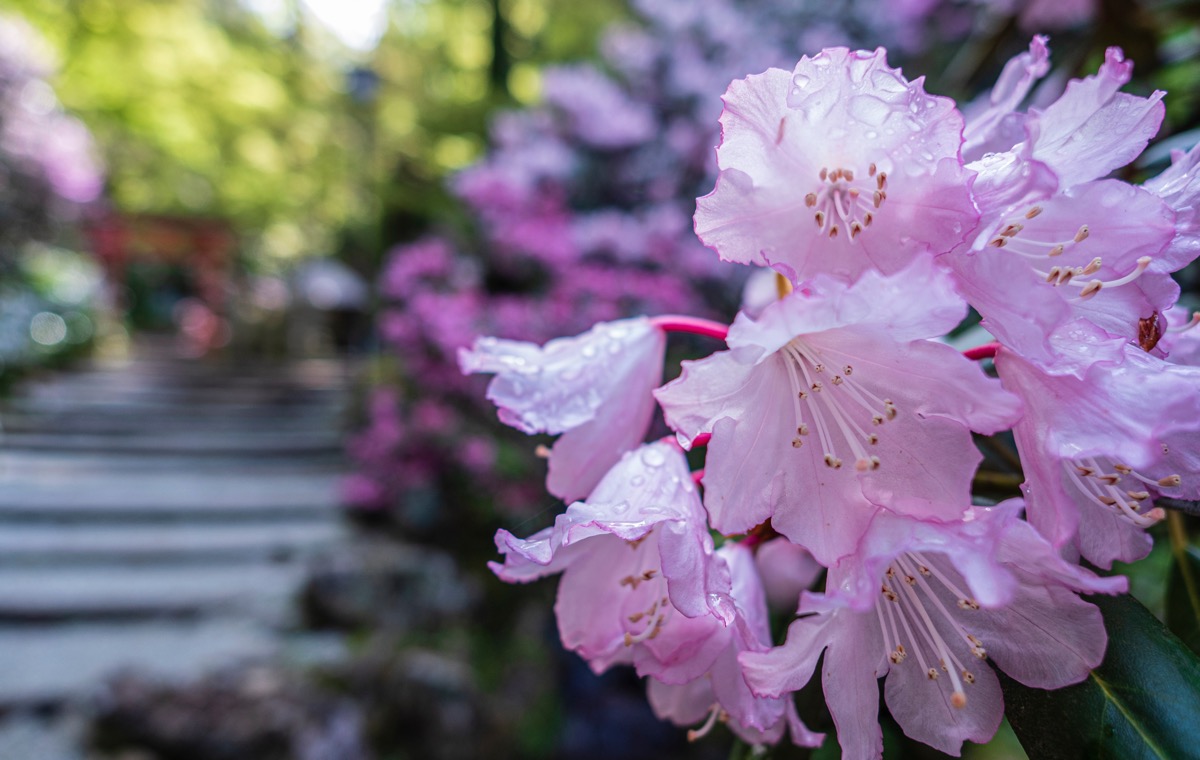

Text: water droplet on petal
xmin=640 ymin=447 xmax=666 ymax=467
xmin=793 ymin=74 xmax=811 ymax=88
xmin=630 ymin=475 xmax=646 ymax=488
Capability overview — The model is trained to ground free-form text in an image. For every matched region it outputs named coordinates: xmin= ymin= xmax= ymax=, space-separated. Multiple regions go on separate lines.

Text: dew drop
xmin=793 ymin=74 xmax=811 ymax=88
xmin=630 ymin=475 xmax=646 ymax=488
xmin=641 ymin=447 xmax=666 ymax=467
xmin=582 ymin=345 xmax=597 ymax=358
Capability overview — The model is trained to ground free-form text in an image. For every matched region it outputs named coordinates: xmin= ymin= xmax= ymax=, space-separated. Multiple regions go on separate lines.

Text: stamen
xmin=687 ymin=705 xmax=723 ymax=742
xmin=1169 ymin=312 xmax=1200 ymax=333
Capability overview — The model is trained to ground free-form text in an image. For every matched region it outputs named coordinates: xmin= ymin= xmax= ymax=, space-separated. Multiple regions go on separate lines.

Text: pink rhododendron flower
xmin=655 ymin=258 xmax=1020 ymax=564
xmin=647 ymin=544 xmax=824 ymax=748
xmin=945 ymin=179 xmax=1178 ymax=367
xmin=740 ymin=503 xmax=1125 ymax=759
xmin=997 ymin=320 xmax=1200 ymax=567
xmin=490 ymin=441 xmax=734 ymax=676
xmin=460 ymin=318 xmax=666 ymax=501
xmin=946 ymin=43 xmax=1185 ymax=367
xmin=695 ymin=47 xmax=978 ymax=284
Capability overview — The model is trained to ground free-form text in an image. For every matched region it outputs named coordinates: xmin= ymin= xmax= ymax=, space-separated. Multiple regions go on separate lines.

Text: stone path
xmin=0 ymin=345 xmax=353 ymax=757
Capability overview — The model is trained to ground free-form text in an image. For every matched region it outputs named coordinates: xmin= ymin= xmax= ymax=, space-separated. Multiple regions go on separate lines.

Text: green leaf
xmin=1000 ymin=593 xmax=1200 ymax=759
xmin=1167 ymin=544 xmax=1200 ymax=656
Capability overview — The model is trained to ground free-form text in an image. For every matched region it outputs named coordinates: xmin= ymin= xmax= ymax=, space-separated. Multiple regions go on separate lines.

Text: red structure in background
xmin=82 ymin=212 xmax=239 ymax=353
xmin=82 ymin=211 xmax=238 ymax=312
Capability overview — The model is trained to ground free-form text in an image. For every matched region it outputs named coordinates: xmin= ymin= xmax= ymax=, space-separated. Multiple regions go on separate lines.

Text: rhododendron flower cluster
xmin=346 ymin=0 xmax=947 ymax=515
xmin=464 ymin=40 xmax=1200 ymax=757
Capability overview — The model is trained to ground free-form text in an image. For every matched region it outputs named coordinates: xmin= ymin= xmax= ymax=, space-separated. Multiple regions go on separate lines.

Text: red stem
xmin=649 ymin=315 xmax=729 ymax=341
xmin=962 ymin=342 xmax=1000 ymax=361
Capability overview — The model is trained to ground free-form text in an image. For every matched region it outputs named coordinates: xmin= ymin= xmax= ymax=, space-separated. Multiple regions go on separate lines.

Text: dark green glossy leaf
xmin=1000 ymin=593 xmax=1200 ymax=760
xmin=1167 ymin=544 xmax=1200 ymax=656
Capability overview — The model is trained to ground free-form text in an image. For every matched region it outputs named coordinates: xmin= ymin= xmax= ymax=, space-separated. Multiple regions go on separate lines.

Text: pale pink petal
xmin=460 ymin=317 xmax=666 ymax=500
xmin=884 ymin=644 xmax=1003 ymax=756
xmin=1145 ymin=141 xmax=1200 ymax=271
xmin=962 ymin=35 xmax=1050 ymax=160
xmin=1029 ymin=47 xmax=1165 ymax=188
xmin=967 ymin=582 xmax=1108 ymax=689
xmin=754 ymin=538 xmax=823 ymax=611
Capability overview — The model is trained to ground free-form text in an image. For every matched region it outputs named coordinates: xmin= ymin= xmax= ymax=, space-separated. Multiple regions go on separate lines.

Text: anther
xmin=951 ymin=691 xmax=968 ymax=709
xmin=884 ymin=400 xmax=897 ymax=420
xmin=791 ymin=438 xmax=804 ymax=448
xmin=855 ymin=456 xmax=881 ymax=472
xmin=1025 ymin=206 xmax=1042 ymax=219
xmin=832 ymin=375 xmax=844 ymax=385
xmin=1081 ymin=257 xmax=1102 ymax=275
xmin=927 ymin=668 xmax=939 ymax=680
xmin=535 ymin=444 xmax=552 ymax=458
xmin=1074 ymin=225 xmax=1090 ymax=243
xmin=1159 ymin=475 xmax=1182 ymax=487
xmin=863 ymin=212 xmax=873 ymax=226
xmin=844 ymin=170 xmax=854 ymax=181
xmin=824 ymin=454 xmax=843 ymax=469
xmin=819 ymin=167 xmax=828 ymax=181
xmin=877 ymin=172 xmax=887 ymax=189
xmin=1000 ymin=224 xmax=1024 ymax=237
xmin=850 ymin=221 xmax=863 ymax=239
xmin=811 ymin=382 xmax=823 ymax=392
xmin=869 ymin=163 xmax=877 ymax=176
xmin=843 ymin=365 xmax=853 ymax=375
xmin=867 ymin=434 xmax=878 ymax=445
xmin=829 ymin=225 xmax=839 ymax=238
xmin=872 ymin=414 xmax=884 ymax=426
xmin=989 ymin=237 xmax=1007 ymax=248
xmin=797 ymin=424 xmax=809 ymax=435
xmin=1114 ymin=464 xmax=1132 ymax=474
xmin=873 ymin=190 xmax=884 ymax=208
xmin=805 ymin=193 xmax=817 ymax=207
xmin=1048 ymin=244 xmax=1064 ymax=257
xmin=814 ymin=211 xmax=825 ymax=228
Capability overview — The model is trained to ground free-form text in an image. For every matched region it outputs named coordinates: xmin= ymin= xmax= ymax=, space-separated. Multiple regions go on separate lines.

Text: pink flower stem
xmin=649 ymin=315 xmax=729 ymax=341
xmin=962 ymin=342 xmax=1000 ymax=361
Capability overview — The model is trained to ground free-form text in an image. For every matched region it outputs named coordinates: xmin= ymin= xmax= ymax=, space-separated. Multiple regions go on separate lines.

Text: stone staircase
xmin=0 ymin=345 xmax=354 ymax=756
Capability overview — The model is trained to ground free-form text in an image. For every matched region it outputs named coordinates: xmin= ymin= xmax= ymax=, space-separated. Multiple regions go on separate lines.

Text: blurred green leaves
xmin=8 ymin=0 xmax=625 ymax=268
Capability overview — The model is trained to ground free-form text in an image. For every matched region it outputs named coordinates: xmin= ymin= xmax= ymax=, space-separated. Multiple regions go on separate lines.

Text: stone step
xmin=0 ymin=619 xmax=346 ymax=706
xmin=0 ymin=409 xmax=341 ymax=435
xmin=0 ymin=563 xmax=307 ymax=622
xmin=0 ymin=469 xmax=344 ymax=522
xmin=0 ymin=430 xmax=343 ymax=456
xmin=0 ymin=521 xmax=344 ymax=566
xmin=0 ymin=450 xmax=345 ymax=478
